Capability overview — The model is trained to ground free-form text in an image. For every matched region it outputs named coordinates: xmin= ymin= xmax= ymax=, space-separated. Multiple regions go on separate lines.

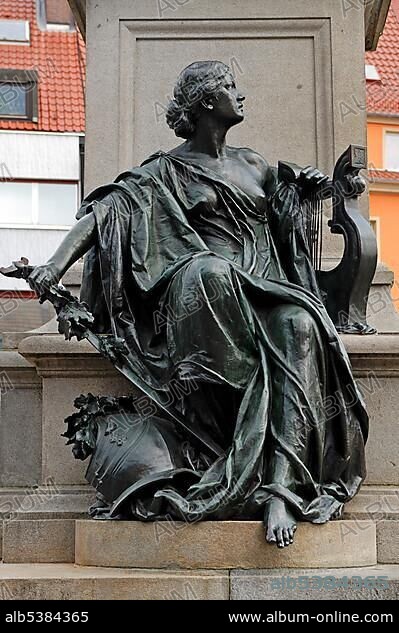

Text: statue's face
xmin=210 ymin=72 xmax=245 ymax=126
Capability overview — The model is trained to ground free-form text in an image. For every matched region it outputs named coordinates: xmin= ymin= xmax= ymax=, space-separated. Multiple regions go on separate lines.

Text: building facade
xmin=0 ymin=0 xmax=85 ymax=337
xmin=367 ymin=0 xmax=399 ymax=305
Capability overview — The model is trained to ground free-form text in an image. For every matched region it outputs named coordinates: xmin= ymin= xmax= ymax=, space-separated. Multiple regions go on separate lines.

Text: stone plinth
xmin=0 ymin=487 xmax=396 ymax=566
xmin=18 ymin=335 xmax=134 ymax=486
xmin=366 ymin=262 xmax=399 ymax=334
xmin=377 ymin=521 xmax=399 ymax=564
xmin=84 ymin=0 xmax=366 ymax=193
xmin=0 ymin=564 xmax=229 ymax=600
xmin=2 ymin=562 xmax=398 ymax=600
xmin=75 ymin=520 xmax=376 ymax=570
xmin=14 ymin=333 xmax=399 ymax=487
xmin=345 ymin=486 xmax=399 ymax=521
xmin=0 ymin=352 xmax=41 ymax=487
xmin=230 ymin=565 xmax=399 ymax=600
xmin=343 ymin=334 xmax=399 ymax=486
xmin=3 ymin=519 xmax=75 ymax=564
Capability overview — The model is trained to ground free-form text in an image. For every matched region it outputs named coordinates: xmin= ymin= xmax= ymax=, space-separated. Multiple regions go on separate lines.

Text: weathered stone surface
xmin=345 ymin=486 xmax=399 ymax=520
xmin=377 ymin=521 xmax=399 ymax=564
xmin=345 ymin=334 xmax=399 ymax=485
xmin=2 ymin=520 xmax=75 ymax=564
xmin=71 ymin=0 xmax=390 ymax=51
xmin=0 ymin=352 xmax=41 ymax=487
xmin=230 ymin=565 xmax=399 ymax=600
xmin=75 ymin=520 xmax=376 ymax=570
xmin=1 ymin=563 xmax=398 ymax=601
xmin=366 ymin=263 xmax=399 ymax=333
xmin=0 ymin=564 xmax=229 ymax=600
xmin=84 ymin=0 xmax=366 ymax=195
xmin=15 ymin=333 xmax=399 ymax=490
xmin=19 ymin=335 xmax=134 ymax=485
xmin=0 ymin=485 xmax=93 ymax=521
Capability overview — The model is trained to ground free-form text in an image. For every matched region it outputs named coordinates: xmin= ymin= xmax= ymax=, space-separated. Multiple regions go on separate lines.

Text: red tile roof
xmin=0 ymin=0 xmax=85 ymax=132
xmin=369 ymin=169 xmax=399 ymax=182
xmin=366 ymin=3 xmax=399 ymax=116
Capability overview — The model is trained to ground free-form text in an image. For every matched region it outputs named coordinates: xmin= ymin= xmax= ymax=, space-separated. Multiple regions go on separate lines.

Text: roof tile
xmin=369 ymin=169 xmax=399 ymax=182
xmin=366 ymin=6 xmax=399 ymax=116
xmin=0 ymin=0 xmax=85 ymax=132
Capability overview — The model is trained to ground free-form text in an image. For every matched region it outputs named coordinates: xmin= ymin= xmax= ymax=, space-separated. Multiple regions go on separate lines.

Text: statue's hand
xmin=299 ymin=166 xmax=329 ymax=191
xmin=345 ymin=173 xmax=366 ymax=197
xmin=28 ymin=262 xmax=61 ymax=296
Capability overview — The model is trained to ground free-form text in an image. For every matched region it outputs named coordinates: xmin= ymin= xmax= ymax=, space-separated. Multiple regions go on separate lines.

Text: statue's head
xmin=166 ymin=61 xmax=245 ymax=139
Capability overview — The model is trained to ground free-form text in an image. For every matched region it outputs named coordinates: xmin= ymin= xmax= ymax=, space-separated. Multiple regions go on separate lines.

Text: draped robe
xmin=76 ymin=151 xmax=368 ymax=523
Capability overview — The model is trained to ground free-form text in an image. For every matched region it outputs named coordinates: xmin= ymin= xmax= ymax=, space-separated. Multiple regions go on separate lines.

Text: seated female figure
xmin=29 ymin=62 xmax=368 ymax=548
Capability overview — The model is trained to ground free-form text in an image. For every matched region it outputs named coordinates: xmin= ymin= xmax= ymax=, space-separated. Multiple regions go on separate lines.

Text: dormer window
xmin=0 ymin=70 xmax=38 ymax=122
xmin=37 ymin=0 xmax=75 ymax=32
xmin=365 ymin=64 xmax=381 ymax=81
xmin=0 ymin=20 xmax=30 ymax=44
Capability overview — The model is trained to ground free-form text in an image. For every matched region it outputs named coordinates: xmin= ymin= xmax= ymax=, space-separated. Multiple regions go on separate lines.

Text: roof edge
xmin=368 ymin=112 xmax=399 ymax=120
xmin=68 ymin=0 xmax=86 ymax=40
xmin=365 ymin=0 xmax=392 ymax=51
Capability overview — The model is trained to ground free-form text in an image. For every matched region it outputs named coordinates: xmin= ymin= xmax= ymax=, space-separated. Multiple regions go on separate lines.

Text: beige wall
xmin=84 ymin=0 xmax=367 ymax=197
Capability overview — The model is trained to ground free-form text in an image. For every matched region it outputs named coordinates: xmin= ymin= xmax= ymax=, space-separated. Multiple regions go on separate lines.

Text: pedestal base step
xmin=76 ymin=520 xmax=377 ymax=570
xmin=0 ymin=564 xmax=398 ymax=600
xmin=231 ymin=565 xmax=399 ymax=600
xmin=0 ymin=564 xmax=228 ymax=600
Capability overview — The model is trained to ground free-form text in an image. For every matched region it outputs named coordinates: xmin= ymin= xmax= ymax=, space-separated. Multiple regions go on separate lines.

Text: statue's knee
xmin=273 ymin=306 xmax=316 ymax=337
xmin=295 ymin=310 xmax=316 ymax=336
xmin=188 ymin=256 xmax=232 ymax=288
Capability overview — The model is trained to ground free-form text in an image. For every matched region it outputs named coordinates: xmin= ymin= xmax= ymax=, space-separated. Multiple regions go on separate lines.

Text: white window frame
xmin=384 ymin=130 xmax=399 ymax=172
xmin=0 ymin=181 xmax=78 ymax=230
xmin=36 ymin=0 xmax=75 ymax=32
xmin=365 ymin=64 xmax=380 ymax=81
xmin=369 ymin=216 xmax=381 ymax=261
xmin=46 ymin=23 xmax=72 ymax=32
xmin=0 ymin=20 xmax=30 ymax=45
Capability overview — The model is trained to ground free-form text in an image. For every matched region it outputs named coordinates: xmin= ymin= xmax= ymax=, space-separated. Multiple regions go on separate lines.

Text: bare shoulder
xmin=230 ymin=146 xmax=271 ymax=179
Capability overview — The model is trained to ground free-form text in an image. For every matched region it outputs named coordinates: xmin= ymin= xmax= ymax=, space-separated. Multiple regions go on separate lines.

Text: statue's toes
xmin=276 ymin=527 xmax=285 ymax=548
xmin=265 ymin=525 xmax=277 ymax=544
xmin=283 ymin=527 xmax=292 ymax=546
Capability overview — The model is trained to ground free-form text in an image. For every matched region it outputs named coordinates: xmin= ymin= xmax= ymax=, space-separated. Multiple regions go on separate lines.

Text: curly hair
xmin=166 ymin=61 xmax=231 ymax=140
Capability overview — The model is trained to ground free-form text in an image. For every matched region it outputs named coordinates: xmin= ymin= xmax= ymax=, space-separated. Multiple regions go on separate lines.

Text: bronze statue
xmin=24 ymin=61 xmax=369 ymax=548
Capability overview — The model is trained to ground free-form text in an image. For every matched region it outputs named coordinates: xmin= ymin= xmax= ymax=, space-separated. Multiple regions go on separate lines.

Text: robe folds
xmin=76 ymin=151 xmax=368 ymax=523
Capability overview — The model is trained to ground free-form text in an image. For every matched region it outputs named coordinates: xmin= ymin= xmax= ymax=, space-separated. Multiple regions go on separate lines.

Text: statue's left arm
xmin=261 ymin=156 xmax=327 ymax=298
xmin=28 ymin=211 xmax=96 ymax=295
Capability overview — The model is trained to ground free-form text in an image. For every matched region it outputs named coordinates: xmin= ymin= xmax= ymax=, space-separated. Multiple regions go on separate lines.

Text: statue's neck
xmin=187 ymin=122 xmax=228 ymax=159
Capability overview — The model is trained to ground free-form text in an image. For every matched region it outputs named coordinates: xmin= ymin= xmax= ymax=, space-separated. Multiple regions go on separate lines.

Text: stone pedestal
xmin=367 ymin=262 xmax=399 ymax=333
xmin=0 ymin=518 xmax=398 ymax=600
xmin=0 ymin=564 xmax=229 ymax=601
xmin=0 ymin=352 xmax=41 ymax=487
xmin=16 ymin=336 xmax=133 ymax=486
xmin=84 ymin=0 xmax=367 ymax=192
xmin=75 ymin=520 xmax=377 ymax=570
xmin=8 ymin=333 xmax=399 ymax=488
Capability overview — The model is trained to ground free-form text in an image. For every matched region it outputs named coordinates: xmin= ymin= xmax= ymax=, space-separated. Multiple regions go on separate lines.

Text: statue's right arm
xmin=28 ymin=212 xmax=96 ymax=295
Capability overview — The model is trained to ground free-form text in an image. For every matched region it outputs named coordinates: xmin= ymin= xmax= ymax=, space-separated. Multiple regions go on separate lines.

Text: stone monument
xmin=0 ymin=0 xmax=398 ymax=601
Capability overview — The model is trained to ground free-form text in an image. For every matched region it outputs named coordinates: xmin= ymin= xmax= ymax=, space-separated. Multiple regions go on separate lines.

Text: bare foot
xmin=330 ymin=505 xmax=343 ymax=520
xmin=264 ymin=497 xmax=297 ymax=548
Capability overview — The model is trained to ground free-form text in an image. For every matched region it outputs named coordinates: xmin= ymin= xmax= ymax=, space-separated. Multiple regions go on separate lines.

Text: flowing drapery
xmin=76 ymin=152 xmax=368 ymax=522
